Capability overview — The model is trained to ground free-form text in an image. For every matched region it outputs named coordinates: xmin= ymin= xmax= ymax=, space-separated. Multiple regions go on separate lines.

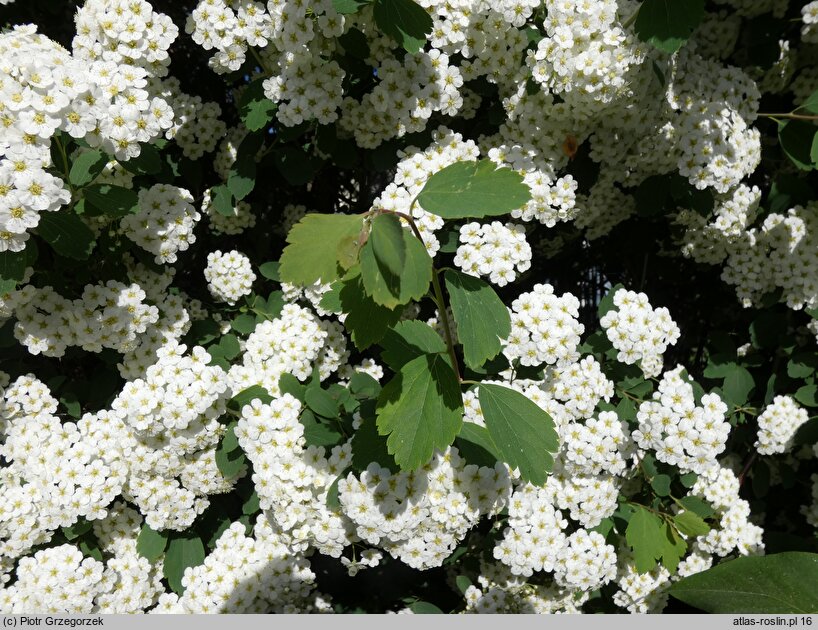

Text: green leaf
xmin=359 ymin=228 xmax=432 ymax=308
xmin=651 ymin=474 xmax=672 ymax=497
xmin=778 ymin=120 xmax=818 ymax=171
xmin=372 ymin=0 xmax=432 ymax=54
xmin=670 ymin=552 xmax=818 ymax=613
xmin=305 ymin=387 xmax=340 ymax=419
xmin=795 ymin=384 xmax=818 ymax=408
xmin=69 ymin=149 xmax=107 ymax=187
xmin=326 ymin=475 xmax=343 ymax=510
xmin=455 ymin=576 xmax=472 ymax=595
xmin=239 ymin=78 xmax=276 ymax=131
xmin=163 ymin=535 xmax=205 ymax=595
xmin=333 ymin=0 xmax=370 ymax=13
xmin=211 ymin=184 xmax=234 ymax=217
xmin=349 ymin=372 xmax=381 ymax=400
xmin=662 ymin=522 xmax=687 ymax=574
xmin=83 ymin=184 xmax=139 ymax=217
xmin=279 ymin=373 xmax=306 ymax=401
xmin=380 ymin=320 xmax=446 ymax=372
xmin=227 ymin=134 xmax=261 ymax=201
xmin=634 ymin=0 xmax=705 ymax=54
xmin=37 ymin=211 xmax=95 ymax=259
xmin=272 ymin=146 xmax=324 ymax=185
xmin=597 ymin=283 xmax=625 ymax=319
xmin=444 ymin=270 xmax=511 ymax=370
xmin=787 ymin=353 xmax=818 ymax=379
xmin=231 ymin=313 xmax=257 ymax=334
xmin=370 ymin=214 xmax=406 ymax=276
xmin=478 ymin=384 xmax=559 ymax=486
xmin=136 ymin=524 xmax=168 ymax=562
xmin=62 ymin=518 xmax=92 ymax=541
xmin=301 ymin=410 xmax=344 ymax=447
xmin=338 ymin=271 xmax=403 ymax=349
xmin=280 ymin=213 xmax=365 ymax=286
xmin=376 ymin=353 xmax=463 ymax=470
xmin=259 ymin=261 xmax=280 ymax=281
xmin=0 ymin=247 xmax=29 ymax=294
xmin=228 ymin=385 xmax=274 ymax=411
xmin=799 ymin=89 xmax=818 ymax=115
xmin=625 ymin=505 xmax=666 ymax=573
xmin=215 ymin=422 xmax=246 ymax=477
xmin=351 ymin=414 xmax=397 ymax=472
xmin=120 ymin=143 xmax=161 ymax=176
xmin=409 ymin=601 xmax=443 ymax=614
xmin=455 ymin=421 xmax=501 ymax=468
xmin=674 ymin=511 xmax=710 ymax=538
xmin=416 ymin=160 xmax=531 ymax=220
xmin=677 ymin=496 xmax=715 ymax=518
xmin=722 ymin=366 xmax=754 ymax=407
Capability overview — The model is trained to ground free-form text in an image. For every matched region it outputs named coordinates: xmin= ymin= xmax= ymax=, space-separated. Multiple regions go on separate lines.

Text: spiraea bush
xmin=2 ymin=0 xmax=818 ymax=615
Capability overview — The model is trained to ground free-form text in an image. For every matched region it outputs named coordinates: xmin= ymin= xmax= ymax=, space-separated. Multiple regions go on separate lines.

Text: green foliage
xmin=337 ymin=271 xmax=403 ymax=349
xmin=634 ymin=0 xmax=705 ymax=53
xmin=415 ymin=160 xmax=531 ymax=219
xmin=625 ymin=506 xmax=685 ymax=574
xmin=37 ymin=211 xmax=95 ymax=259
xmin=376 ymin=353 xmax=463 ymax=470
xmin=372 ymin=0 xmax=433 ymax=54
xmin=670 ymin=553 xmax=818 ymax=613
xmin=215 ymin=421 xmax=246 ymax=478
xmin=280 ymin=213 xmax=365 ymax=286
xmin=227 ymin=134 xmax=261 ymax=201
xmin=444 ymin=270 xmax=511 ymax=370
xmin=68 ymin=149 xmax=107 ymax=187
xmin=136 ymin=524 xmax=168 ymax=562
xmin=82 ymin=184 xmax=139 ymax=217
xmin=369 ymin=213 xmax=406 ymax=276
xmin=722 ymin=365 xmax=754 ymax=407
xmin=359 ymin=222 xmax=432 ymax=308
xmin=380 ymin=320 xmax=447 ymax=371
xmin=477 ymin=384 xmax=558 ymax=486
xmin=0 ymin=242 xmax=36 ymax=294
xmin=163 ymin=535 xmax=205 ymax=595
xmin=778 ymin=120 xmax=818 ymax=171
xmin=238 ymin=78 xmax=276 ymax=131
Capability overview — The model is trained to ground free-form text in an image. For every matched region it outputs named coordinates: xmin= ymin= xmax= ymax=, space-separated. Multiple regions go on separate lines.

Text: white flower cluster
xmin=463 ymin=563 xmax=587 ymax=614
xmin=228 ymin=303 xmax=348 ymax=395
xmin=374 ymin=127 xmax=479 ymax=256
xmin=689 ymin=465 xmax=764 ymax=557
xmin=612 ymin=562 xmax=672 ymax=613
xmin=544 ymin=356 xmax=615 ymax=421
xmin=157 ymin=519 xmax=319 ymax=613
xmin=187 ymin=0 xmax=346 ymax=126
xmin=634 ymin=366 xmax=730 ymax=475
xmin=235 ymin=395 xmax=355 ymax=557
xmin=503 ymin=284 xmax=584 ymax=367
xmin=203 ymin=188 xmax=256 ymax=235
xmin=341 ymin=49 xmax=462 ymax=148
xmin=0 ymin=545 xmax=109 ymax=614
xmin=204 ymin=250 xmax=256 ymax=305
xmin=454 ymin=221 xmax=531 ymax=286
xmin=802 ymin=1 xmax=818 ymax=44
xmin=755 ymin=395 xmax=809 ymax=456
xmin=7 ymin=280 xmax=158 ymax=357
xmin=339 ymin=448 xmax=511 ymax=569
xmin=562 ymin=410 xmax=633 ymax=477
xmin=0 ymin=376 xmax=126 ymax=574
xmin=493 ymin=484 xmax=616 ymax=590
xmin=108 ymin=341 xmax=234 ymax=530
xmin=528 ymin=0 xmax=645 ymax=113
xmin=121 ymin=184 xmax=200 ymax=264
xmin=600 ymin=288 xmax=680 ymax=378
xmin=668 ymin=51 xmax=761 ymax=193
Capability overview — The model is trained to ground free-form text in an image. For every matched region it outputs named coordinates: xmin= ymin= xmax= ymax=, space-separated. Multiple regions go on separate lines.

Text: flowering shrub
xmin=2 ymin=0 xmax=818 ymax=615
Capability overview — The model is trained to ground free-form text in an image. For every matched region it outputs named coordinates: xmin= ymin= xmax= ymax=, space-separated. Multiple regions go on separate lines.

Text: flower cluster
xmin=634 ymin=366 xmax=731 ymax=475
xmin=121 ymin=184 xmax=200 ymax=264
xmin=454 ymin=221 xmax=532 ymax=286
xmin=600 ymin=288 xmax=680 ymax=378
xmin=204 ymin=250 xmax=256 ymax=305
xmin=755 ymin=395 xmax=810 ymax=455
xmin=503 ymin=284 xmax=584 ymax=367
